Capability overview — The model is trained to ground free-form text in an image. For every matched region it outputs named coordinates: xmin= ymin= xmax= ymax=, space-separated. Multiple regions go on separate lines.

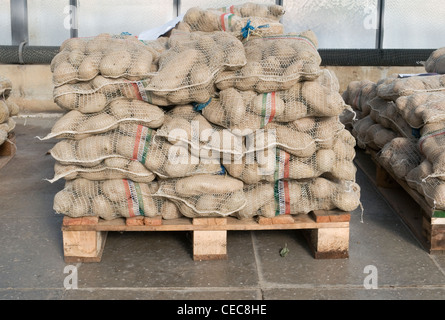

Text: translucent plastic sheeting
xmin=0 ymin=0 xmax=11 ymax=45
xmin=282 ymin=0 xmax=378 ymax=49
xmin=27 ymin=0 xmax=69 ymax=46
xmin=77 ymin=0 xmax=174 ymax=39
xmin=383 ymin=0 xmax=445 ymax=49
xmin=179 ymin=0 xmax=277 ymax=15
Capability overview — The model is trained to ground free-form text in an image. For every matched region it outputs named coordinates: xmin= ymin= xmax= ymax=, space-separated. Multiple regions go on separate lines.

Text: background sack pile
xmin=0 ymin=76 xmax=19 ymax=147
xmin=341 ymin=47 xmax=445 ymax=210
xmin=48 ymin=2 xmax=361 ymax=221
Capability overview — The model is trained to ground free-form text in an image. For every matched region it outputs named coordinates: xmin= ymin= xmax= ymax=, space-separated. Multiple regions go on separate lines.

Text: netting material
xmin=202 ymin=69 xmax=346 ymax=131
xmin=396 ymin=92 xmax=445 ymax=128
xmin=376 ymin=74 xmax=445 ymax=101
xmin=234 ymin=177 xmax=361 ymax=219
xmin=51 ymin=34 xmax=168 ymax=86
xmin=215 ymin=32 xmax=322 ymax=93
xmin=154 ymin=174 xmax=246 ymax=217
xmin=41 ymin=98 xmax=165 ymax=140
xmin=53 ymin=178 xmax=181 ymax=220
xmin=425 ymin=47 xmax=445 ymax=74
xmin=224 ymin=130 xmax=356 ymax=184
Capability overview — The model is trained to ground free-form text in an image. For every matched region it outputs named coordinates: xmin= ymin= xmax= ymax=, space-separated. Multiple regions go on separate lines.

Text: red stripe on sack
xmin=220 ymin=14 xmax=226 ymax=31
xmin=283 ymin=180 xmax=291 ymax=215
xmin=123 ymin=179 xmax=135 ymax=217
xmin=419 ymin=130 xmax=445 ymax=153
xmin=269 ymin=92 xmax=277 ymax=123
xmin=132 ymin=125 xmax=143 ymax=160
xmin=283 ymin=151 xmax=290 ymax=179
xmin=230 ymin=5 xmax=235 ymax=13
xmin=131 ymin=83 xmax=143 ymax=101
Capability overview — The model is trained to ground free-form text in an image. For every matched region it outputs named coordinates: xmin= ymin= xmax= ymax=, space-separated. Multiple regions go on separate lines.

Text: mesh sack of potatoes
xmin=154 ymin=105 xmax=245 ymax=161
xmin=379 ymin=137 xmax=422 ymax=180
xmin=52 ymin=75 xmax=210 ymax=112
xmin=244 ymin=116 xmax=345 ymax=157
xmin=233 ymin=177 xmax=361 ymax=219
xmin=53 ymin=178 xmax=181 ymax=220
xmin=48 ymin=158 xmax=156 ymax=183
xmin=351 ymin=115 xmax=399 ymax=150
xmin=368 ymin=97 xmax=413 ymax=138
xmin=202 ymin=70 xmax=346 ymax=131
xmin=376 ymin=74 xmax=445 ymax=101
xmin=50 ymin=123 xmax=156 ymax=167
xmin=342 ymin=79 xmax=377 ymax=119
xmin=154 ymin=174 xmax=246 ymax=218
xmin=224 ymin=130 xmax=356 ymax=184
xmin=395 ymin=92 xmax=445 ymax=128
xmin=406 ymin=159 xmax=445 ymax=210
xmin=182 ymin=6 xmax=284 ymax=39
xmin=425 ymin=47 xmax=445 ymax=74
xmin=41 ymin=98 xmax=165 ymax=140
xmin=215 ymin=31 xmax=322 ymax=93
xmin=51 ymin=34 xmax=168 ymax=86
xmin=143 ymin=29 xmax=246 ymax=98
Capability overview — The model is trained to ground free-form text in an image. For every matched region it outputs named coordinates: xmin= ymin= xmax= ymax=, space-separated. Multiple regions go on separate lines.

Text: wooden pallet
xmin=355 ymin=147 xmax=445 ymax=254
xmin=61 ymin=210 xmax=351 ymax=262
xmin=0 ymin=132 xmax=16 ymax=169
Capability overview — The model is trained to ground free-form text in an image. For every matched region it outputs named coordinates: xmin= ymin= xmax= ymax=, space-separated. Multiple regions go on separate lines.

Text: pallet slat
xmin=62 ymin=210 xmax=351 ymax=262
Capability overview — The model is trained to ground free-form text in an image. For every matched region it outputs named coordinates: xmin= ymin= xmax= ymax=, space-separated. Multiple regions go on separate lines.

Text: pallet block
xmin=61 ymin=210 xmax=351 ymax=262
xmin=355 ymin=147 xmax=445 ymax=254
xmin=0 ymin=132 xmax=16 ymax=169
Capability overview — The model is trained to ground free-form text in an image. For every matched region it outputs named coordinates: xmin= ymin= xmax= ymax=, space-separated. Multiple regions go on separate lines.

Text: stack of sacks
xmin=183 ymin=26 xmax=361 ymax=219
xmin=351 ymin=49 xmax=445 ymax=210
xmin=47 ymin=34 xmax=184 ymax=220
xmin=0 ymin=76 xmax=19 ymax=147
xmin=48 ymin=27 xmax=250 ymax=220
xmin=341 ymin=76 xmax=413 ymax=151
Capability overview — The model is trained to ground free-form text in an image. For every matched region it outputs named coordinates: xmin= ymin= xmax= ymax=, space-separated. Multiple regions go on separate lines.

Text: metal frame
xmin=0 ymin=0 xmax=437 ymax=66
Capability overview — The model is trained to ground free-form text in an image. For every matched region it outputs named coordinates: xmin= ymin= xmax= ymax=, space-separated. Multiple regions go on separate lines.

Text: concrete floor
xmin=1 ymin=116 xmax=445 ymax=301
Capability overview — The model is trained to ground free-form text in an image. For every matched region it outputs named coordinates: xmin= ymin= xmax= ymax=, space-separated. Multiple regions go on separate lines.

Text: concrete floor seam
xmin=250 ymin=231 xmax=266 ymax=300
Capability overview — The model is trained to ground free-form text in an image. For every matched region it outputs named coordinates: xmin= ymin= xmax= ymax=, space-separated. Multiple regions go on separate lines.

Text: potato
xmin=102 ymin=179 xmax=128 ymax=202
xmin=5 ymin=100 xmax=19 ymax=116
xmin=78 ymin=52 xmax=102 ymax=80
xmin=77 ymin=93 xmax=107 ymax=113
xmin=0 ymin=101 xmax=9 ymax=123
xmin=53 ymin=61 xmax=78 ymax=85
xmin=76 ymin=113 xmax=118 ymax=134
xmin=69 ymin=196 xmax=92 ymax=217
xmin=51 ymin=139 xmax=76 ymax=162
xmin=53 ymin=189 xmax=75 ymax=214
xmin=174 ymin=174 xmax=244 ymax=197
xmin=315 ymin=149 xmax=336 ymax=173
xmin=235 ymin=61 xmax=262 ymax=91
xmin=92 ymin=195 xmax=116 ymax=220
xmin=127 ymin=50 xmax=153 ymax=78
xmin=68 ymin=50 xmax=86 ymax=68
xmin=331 ymin=161 xmax=357 ymax=181
xmin=99 ymin=50 xmax=132 ymax=77
xmin=333 ymin=185 xmax=361 ymax=212
xmin=237 ymin=183 xmax=274 ymax=218
xmin=195 ymin=194 xmax=220 ymax=212
xmin=288 ymin=160 xmax=316 ymax=179
xmin=161 ymin=199 xmax=181 ymax=219
xmin=77 ymin=135 xmax=113 ymax=161
xmin=309 ymin=178 xmax=334 ymax=199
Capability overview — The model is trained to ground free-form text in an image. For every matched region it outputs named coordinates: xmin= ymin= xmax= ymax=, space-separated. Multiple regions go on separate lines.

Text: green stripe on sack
xmin=261 ymin=93 xmax=267 ymax=128
xmin=273 ymin=180 xmax=280 ymax=216
xmin=141 ymin=129 xmax=153 ymax=164
xmin=273 ymin=149 xmax=280 ymax=182
xmin=133 ymin=182 xmax=145 ymax=216
xmin=227 ymin=13 xmax=233 ymax=28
